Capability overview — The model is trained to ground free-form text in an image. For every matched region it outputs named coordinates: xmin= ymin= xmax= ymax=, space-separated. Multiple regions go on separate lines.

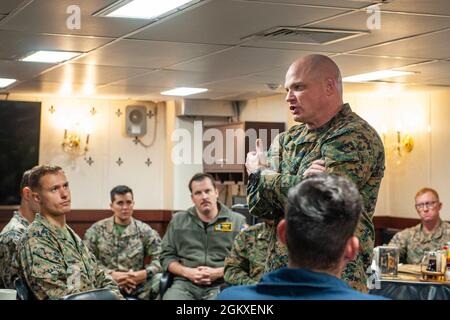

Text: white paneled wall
xmin=9 ymin=86 xmax=450 ymax=217
xmin=12 ymin=95 xmax=167 ymax=210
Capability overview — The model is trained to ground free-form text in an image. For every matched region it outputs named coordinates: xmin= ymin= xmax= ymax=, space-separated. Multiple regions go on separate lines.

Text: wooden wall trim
xmin=373 ymin=216 xmax=420 ymax=229
xmin=0 ymin=209 xmax=174 ymax=238
xmin=0 ymin=212 xmax=430 ymax=245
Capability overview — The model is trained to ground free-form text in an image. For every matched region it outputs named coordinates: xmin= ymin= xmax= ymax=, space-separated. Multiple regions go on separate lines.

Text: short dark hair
xmin=188 ymin=173 xmax=216 ymax=193
xmin=19 ymin=169 xmax=33 ymax=198
xmin=110 ymin=185 xmax=133 ymax=202
xmin=29 ymin=165 xmax=63 ymax=191
xmin=285 ymin=173 xmax=362 ymax=271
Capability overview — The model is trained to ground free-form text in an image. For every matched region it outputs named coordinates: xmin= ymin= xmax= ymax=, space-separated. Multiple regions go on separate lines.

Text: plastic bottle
xmin=446 ymin=243 xmax=450 ymax=281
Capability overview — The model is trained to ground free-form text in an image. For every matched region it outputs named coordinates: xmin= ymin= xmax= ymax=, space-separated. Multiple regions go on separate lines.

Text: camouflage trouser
xmin=126 ymin=272 xmax=162 ymax=300
xmin=162 ymin=278 xmax=221 ymax=300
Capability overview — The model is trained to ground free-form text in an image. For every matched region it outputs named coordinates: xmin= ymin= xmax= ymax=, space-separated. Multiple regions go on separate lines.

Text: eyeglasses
xmin=415 ymin=201 xmax=438 ymax=210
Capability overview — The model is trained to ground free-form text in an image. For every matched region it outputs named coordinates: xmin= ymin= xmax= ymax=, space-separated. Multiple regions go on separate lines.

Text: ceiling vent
xmin=243 ymin=27 xmax=368 ymax=45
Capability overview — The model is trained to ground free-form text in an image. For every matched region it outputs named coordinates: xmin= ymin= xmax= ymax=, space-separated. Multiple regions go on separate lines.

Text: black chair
xmin=61 ymin=288 xmax=121 ymax=300
xmin=231 ymin=204 xmax=257 ymax=225
xmin=159 ymin=272 xmax=174 ymax=300
xmin=14 ymin=277 xmax=35 ymax=300
xmin=379 ymin=228 xmax=401 ymax=246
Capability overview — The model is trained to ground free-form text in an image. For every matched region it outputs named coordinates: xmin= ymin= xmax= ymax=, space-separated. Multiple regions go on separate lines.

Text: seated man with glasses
xmin=388 ymin=187 xmax=450 ymax=264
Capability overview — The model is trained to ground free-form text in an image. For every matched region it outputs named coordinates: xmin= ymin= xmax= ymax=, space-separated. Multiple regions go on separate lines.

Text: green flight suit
xmin=160 ymin=202 xmax=246 ymax=300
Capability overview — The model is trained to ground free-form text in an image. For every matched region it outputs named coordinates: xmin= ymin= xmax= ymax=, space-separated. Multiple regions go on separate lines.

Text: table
xmin=369 ymin=276 xmax=450 ymax=300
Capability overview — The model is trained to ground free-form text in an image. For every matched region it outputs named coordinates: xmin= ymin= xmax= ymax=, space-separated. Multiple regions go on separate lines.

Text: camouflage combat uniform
xmin=388 ymin=220 xmax=450 ymax=264
xmin=160 ymin=202 xmax=246 ymax=300
xmin=224 ymin=222 xmax=287 ymax=285
xmin=84 ymin=216 xmax=163 ymax=299
xmin=247 ymin=103 xmax=385 ymax=292
xmin=17 ymin=213 xmax=122 ymax=300
xmin=0 ymin=211 xmax=29 ymax=288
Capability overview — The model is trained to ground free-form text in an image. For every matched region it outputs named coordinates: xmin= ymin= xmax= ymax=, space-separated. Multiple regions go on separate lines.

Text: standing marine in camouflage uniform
xmin=389 ymin=187 xmax=450 ymax=264
xmin=0 ymin=169 xmax=39 ymax=289
xmin=246 ymin=55 xmax=385 ymax=292
xmin=224 ymin=220 xmax=287 ymax=285
xmin=84 ymin=185 xmax=162 ymax=300
xmin=17 ymin=165 xmax=122 ymax=300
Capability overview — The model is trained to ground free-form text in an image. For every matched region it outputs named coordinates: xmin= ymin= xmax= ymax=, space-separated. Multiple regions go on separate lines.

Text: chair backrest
xmin=380 ymin=228 xmax=401 ymax=245
xmin=61 ymin=288 xmax=121 ymax=300
xmin=159 ymin=272 xmax=174 ymax=300
xmin=231 ymin=204 xmax=257 ymax=225
xmin=14 ymin=277 xmax=34 ymax=300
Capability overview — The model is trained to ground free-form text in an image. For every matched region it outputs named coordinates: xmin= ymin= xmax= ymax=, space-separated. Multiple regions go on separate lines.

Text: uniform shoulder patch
xmin=214 ymin=222 xmax=232 ymax=232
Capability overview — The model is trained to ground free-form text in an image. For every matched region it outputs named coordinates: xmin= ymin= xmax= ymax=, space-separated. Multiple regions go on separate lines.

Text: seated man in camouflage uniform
xmin=224 ymin=220 xmax=287 ymax=285
xmin=17 ymin=165 xmax=122 ymax=300
xmin=84 ymin=185 xmax=162 ymax=300
xmin=160 ymin=173 xmax=247 ymax=300
xmin=389 ymin=187 xmax=450 ymax=264
xmin=0 ymin=168 xmax=39 ymax=288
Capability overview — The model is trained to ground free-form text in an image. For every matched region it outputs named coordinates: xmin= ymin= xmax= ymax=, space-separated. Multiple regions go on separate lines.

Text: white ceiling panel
xmin=35 ymin=63 xmax=150 ymax=85
xmin=129 ymin=0 xmax=348 ymax=45
xmin=245 ymin=11 xmax=450 ymax=53
xmin=75 ymin=39 xmax=227 ymax=68
xmin=355 ymin=29 xmax=450 ymax=60
xmin=170 ymin=47 xmax=320 ymax=78
xmin=95 ymin=84 xmax=166 ymax=98
xmin=382 ymin=0 xmax=450 ymax=16
xmin=0 ymin=0 xmax=19 ymax=15
xmin=240 ymin=0 xmax=367 ymax=9
xmin=314 ymin=11 xmax=450 ymax=52
xmin=0 ymin=30 xmax=112 ymax=60
xmin=202 ymin=76 xmax=286 ymax=94
xmin=423 ymin=77 xmax=450 ymax=86
xmin=332 ymin=54 xmax=425 ymax=77
xmin=0 ymin=0 xmax=449 ymax=98
xmin=0 ymin=60 xmax=53 ymax=80
xmin=3 ymin=80 xmax=93 ymax=95
xmin=0 ymin=0 xmax=149 ymax=38
xmin=112 ymin=69 xmax=215 ymax=88
xmin=387 ymin=60 xmax=450 ymax=84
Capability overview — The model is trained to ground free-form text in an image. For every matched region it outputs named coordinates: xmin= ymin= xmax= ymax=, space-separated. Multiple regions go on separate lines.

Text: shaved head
xmin=284 ymin=54 xmax=344 ymax=129
xmin=288 ymin=54 xmax=342 ymax=97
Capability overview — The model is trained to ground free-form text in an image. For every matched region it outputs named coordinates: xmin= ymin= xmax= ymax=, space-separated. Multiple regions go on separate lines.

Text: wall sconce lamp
xmin=394 ymin=130 xmax=414 ymax=157
xmin=382 ymin=127 xmax=414 ymax=160
xmin=62 ymin=128 xmax=90 ymax=156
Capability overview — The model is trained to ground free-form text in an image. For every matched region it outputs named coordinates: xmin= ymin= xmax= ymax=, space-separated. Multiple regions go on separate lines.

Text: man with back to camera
xmin=219 ymin=174 xmax=387 ymax=300
xmin=84 ymin=185 xmax=162 ymax=299
xmin=160 ymin=173 xmax=247 ymax=300
xmin=389 ymin=187 xmax=450 ymax=264
xmin=0 ymin=168 xmax=40 ymax=288
xmin=17 ymin=165 xmax=122 ymax=299
xmin=245 ymin=54 xmax=385 ymax=292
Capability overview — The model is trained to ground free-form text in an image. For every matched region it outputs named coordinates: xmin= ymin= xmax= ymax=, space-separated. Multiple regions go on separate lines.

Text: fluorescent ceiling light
xmin=105 ymin=0 xmax=194 ymax=19
xmin=21 ymin=50 xmax=81 ymax=63
xmin=0 ymin=78 xmax=16 ymax=88
xmin=343 ymin=70 xmax=414 ymax=82
xmin=161 ymin=87 xmax=208 ymax=96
